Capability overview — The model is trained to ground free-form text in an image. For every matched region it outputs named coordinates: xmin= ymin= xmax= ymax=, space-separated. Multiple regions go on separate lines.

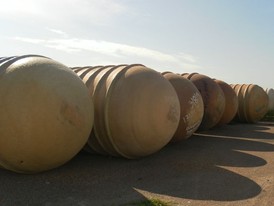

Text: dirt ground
xmin=0 ymin=122 xmax=274 ymax=206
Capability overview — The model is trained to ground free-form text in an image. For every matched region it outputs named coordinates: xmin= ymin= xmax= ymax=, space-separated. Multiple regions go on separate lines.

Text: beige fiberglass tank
xmin=181 ymin=73 xmax=225 ymax=131
xmin=231 ymin=84 xmax=269 ymax=123
xmin=162 ymin=72 xmax=204 ymax=141
xmin=0 ymin=55 xmax=94 ymax=173
xmin=214 ymin=79 xmax=238 ymax=126
xmin=265 ymin=88 xmax=274 ymax=111
xmin=74 ymin=64 xmax=180 ymax=158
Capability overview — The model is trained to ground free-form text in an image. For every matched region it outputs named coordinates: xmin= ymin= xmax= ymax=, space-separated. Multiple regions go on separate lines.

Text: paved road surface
xmin=0 ymin=122 xmax=273 ymax=206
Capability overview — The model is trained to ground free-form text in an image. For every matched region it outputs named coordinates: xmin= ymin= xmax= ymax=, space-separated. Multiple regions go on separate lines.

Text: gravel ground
xmin=0 ymin=122 xmax=273 ymax=206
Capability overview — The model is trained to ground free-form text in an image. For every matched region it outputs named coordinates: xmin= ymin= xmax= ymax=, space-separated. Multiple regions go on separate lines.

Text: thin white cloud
xmin=46 ymin=28 xmax=69 ymax=37
xmin=13 ymin=37 xmax=45 ymax=44
xmin=13 ymin=36 xmax=202 ymax=70
xmin=178 ymin=53 xmax=197 ymax=63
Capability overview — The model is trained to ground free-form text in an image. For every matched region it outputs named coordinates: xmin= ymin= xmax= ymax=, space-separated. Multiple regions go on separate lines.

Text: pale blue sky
xmin=0 ymin=0 xmax=273 ymax=89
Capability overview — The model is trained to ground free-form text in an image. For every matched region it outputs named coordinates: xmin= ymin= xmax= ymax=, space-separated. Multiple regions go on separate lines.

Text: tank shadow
xmin=131 ymin=134 xmax=269 ymax=201
xmin=208 ymin=122 xmax=274 ymax=140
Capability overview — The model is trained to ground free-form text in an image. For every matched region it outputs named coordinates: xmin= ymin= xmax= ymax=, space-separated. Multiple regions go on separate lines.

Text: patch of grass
xmin=262 ymin=110 xmax=274 ymax=122
xmin=123 ymin=198 xmax=170 ymax=206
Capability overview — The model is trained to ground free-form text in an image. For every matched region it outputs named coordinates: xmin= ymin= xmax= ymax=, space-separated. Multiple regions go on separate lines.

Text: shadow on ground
xmin=0 ymin=123 xmax=273 ymax=206
xmin=205 ymin=121 xmax=274 ymax=140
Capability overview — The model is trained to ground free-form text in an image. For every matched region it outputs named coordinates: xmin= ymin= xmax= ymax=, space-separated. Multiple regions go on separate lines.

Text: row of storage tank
xmin=0 ymin=55 xmax=273 ymax=174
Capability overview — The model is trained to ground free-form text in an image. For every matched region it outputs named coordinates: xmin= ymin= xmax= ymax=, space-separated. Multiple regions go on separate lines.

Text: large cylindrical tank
xmin=162 ymin=72 xmax=204 ymax=141
xmin=0 ymin=55 xmax=94 ymax=173
xmin=265 ymin=88 xmax=274 ymax=111
xmin=214 ymin=79 xmax=238 ymax=126
xmin=75 ymin=65 xmax=180 ymax=158
xmin=231 ymin=84 xmax=269 ymax=123
xmin=181 ymin=73 xmax=225 ymax=131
